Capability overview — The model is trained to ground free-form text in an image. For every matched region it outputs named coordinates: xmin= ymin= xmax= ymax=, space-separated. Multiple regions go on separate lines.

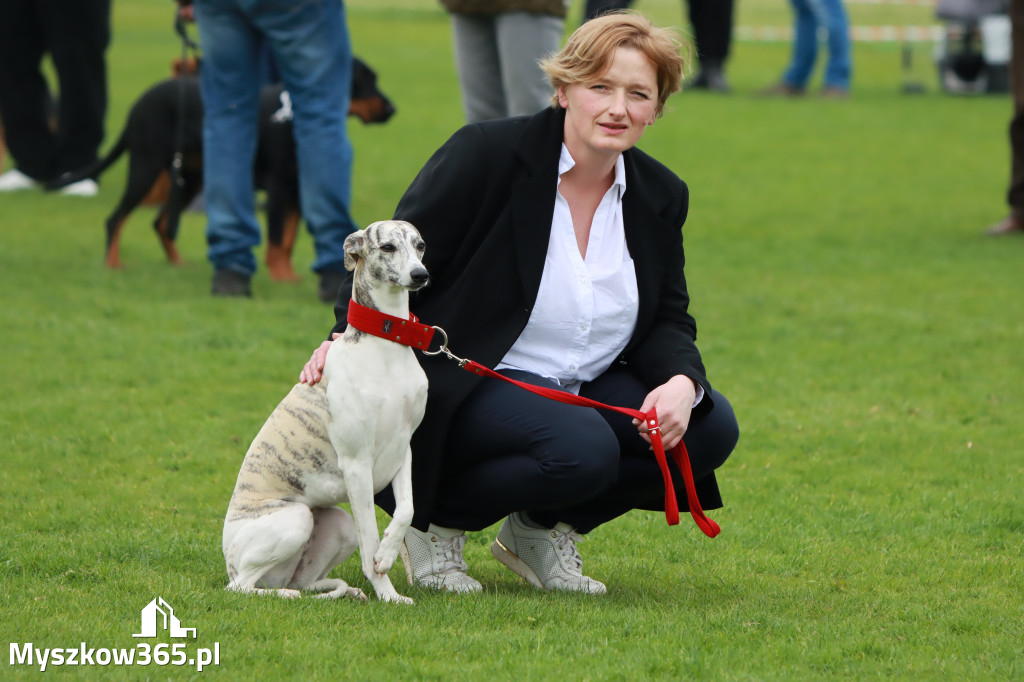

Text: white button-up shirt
xmin=497 ymin=145 xmax=639 ymax=394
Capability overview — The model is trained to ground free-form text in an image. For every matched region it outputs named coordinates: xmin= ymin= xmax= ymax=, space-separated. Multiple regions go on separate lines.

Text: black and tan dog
xmin=50 ymin=57 xmax=395 ymax=281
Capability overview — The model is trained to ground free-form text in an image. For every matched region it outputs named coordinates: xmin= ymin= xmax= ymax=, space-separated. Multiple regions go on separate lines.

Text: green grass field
xmin=2 ymin=0 xmax=1022 ymax=679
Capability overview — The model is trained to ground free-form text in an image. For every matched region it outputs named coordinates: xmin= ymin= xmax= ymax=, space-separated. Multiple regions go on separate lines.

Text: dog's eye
xmin=415 ymin=241 xmax=425 ymax=252
xmin=380 ymin=243 xmax=397 ymax=253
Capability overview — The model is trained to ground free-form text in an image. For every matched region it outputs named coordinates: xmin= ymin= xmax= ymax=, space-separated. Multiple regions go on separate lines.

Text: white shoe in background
xmin=59 ymin=178 xmax=99 ymax=197
xmin=0 ymin=169 xmax=40 ymax=192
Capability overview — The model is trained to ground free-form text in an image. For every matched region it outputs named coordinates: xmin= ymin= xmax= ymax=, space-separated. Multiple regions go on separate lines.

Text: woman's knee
xmin=538 ymin=417 xmax=620 ymax=492
xmin=687 ymin=389 xmax=740 ymax=470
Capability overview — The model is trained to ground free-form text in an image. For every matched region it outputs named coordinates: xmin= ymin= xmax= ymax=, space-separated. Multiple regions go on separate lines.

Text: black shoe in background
xmin=211 ymin=268 xmax=252 ymax=298
xmin=318 ymin=270 xmax=346 ymax=304
xmin=691 ymin=62 xmax=731 ymax=93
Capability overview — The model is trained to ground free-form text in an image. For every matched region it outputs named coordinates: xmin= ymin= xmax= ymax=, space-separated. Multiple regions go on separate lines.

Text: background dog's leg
xmin=154 ymin=168 xmax=201 ymax=265
xmin=151 ymin=211 xmax=184 ymax=265
xmin=105 ymin=156 xmax=166 ymax=268
xmin=265 ymin=209 xmax=300 ymax=282
xmin=341 ymin=461 xmax=413 ymax=605
xmin=375 ymin=447 xmax=414 ymax=575
xmin=105 ymin=214 xmax=129 ymax=269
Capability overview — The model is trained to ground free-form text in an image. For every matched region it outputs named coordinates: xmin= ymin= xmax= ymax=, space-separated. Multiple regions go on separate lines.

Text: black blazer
xmin=331 ymin=106 xmax=719 ymax=528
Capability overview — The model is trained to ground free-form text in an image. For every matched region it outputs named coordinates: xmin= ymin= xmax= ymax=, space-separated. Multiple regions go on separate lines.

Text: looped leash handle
xmin=462 ymin=360 xmax=720 ymax=537
xmin=646 ymin=409 xmax=720 ymax=538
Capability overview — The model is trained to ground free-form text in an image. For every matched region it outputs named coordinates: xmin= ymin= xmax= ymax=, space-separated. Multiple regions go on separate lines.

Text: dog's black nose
xmin=410 ymin=267 xmax=429 ymax=287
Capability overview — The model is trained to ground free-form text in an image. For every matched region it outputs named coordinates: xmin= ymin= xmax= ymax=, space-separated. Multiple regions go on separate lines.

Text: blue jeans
xmin=194 ymin=0 xmax=356 ymax=276
xmin=782 ymin=0 xmax=852 ymax=90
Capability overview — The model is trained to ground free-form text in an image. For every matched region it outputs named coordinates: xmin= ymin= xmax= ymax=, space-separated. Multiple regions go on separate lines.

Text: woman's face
xmin=558 ymin=46 xmax=660 ymax=163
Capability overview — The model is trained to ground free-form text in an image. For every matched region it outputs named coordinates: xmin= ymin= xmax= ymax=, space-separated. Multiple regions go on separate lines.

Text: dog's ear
xmin=343 ymin=231 xmax=365 ymax=271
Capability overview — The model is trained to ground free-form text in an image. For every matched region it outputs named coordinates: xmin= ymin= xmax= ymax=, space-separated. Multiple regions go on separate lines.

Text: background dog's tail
xmin=44 ymin=131 xmax=128 ymax=191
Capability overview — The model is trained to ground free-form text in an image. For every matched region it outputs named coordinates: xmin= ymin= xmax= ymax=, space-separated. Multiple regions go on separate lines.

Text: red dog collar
xmin=346 ymin=298 xmax=436 ymax=350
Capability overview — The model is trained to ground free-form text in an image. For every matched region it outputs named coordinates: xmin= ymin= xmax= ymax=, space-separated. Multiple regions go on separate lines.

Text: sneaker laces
xmin=433 ymin=533 xmax=469 ymax=575
xmin=553 ymin=528 xmax=584 ymax=574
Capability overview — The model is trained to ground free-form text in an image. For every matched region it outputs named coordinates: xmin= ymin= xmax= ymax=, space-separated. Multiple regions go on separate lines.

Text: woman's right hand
xmin=299 ymin=333 xmax=341 ymax=385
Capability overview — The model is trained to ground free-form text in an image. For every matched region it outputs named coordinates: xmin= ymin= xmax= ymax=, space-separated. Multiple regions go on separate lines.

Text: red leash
xmin=346 ymin=299 xmax=720 ymax=537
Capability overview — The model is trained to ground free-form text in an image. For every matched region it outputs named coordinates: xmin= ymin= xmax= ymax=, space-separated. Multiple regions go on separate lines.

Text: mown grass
xmin=2 ymin=0 xmax=1022 ymax=679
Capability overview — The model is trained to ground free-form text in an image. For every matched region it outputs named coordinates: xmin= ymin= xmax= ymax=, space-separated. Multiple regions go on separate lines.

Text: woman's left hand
xmin=633 ymin=375 xmax=696 ymax=451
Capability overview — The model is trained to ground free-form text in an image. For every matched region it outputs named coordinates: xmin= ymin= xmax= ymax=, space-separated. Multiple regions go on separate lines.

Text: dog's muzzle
xmin=409 ymin=267 xmax=429 ymax=290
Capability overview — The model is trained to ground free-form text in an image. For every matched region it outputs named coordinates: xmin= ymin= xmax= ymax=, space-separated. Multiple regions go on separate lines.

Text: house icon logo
xmin=132 ymin=597 xmax=197 ymax=639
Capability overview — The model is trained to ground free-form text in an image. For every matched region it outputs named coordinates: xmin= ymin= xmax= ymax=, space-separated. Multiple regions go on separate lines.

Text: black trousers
xmin=584 ymin=0 xmax=734 ymax=63
xmin=0 ymin=0 xmax=111 ymax=182
xmin=432 ymin=368 xmax=739 ymax=533
xmin=1008 ymin=0 xmax=1024 ymax=214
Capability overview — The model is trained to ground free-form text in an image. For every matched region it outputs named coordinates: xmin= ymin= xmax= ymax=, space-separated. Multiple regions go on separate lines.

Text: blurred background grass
xmin=1 ymin=0 xmax=1021 ymax=679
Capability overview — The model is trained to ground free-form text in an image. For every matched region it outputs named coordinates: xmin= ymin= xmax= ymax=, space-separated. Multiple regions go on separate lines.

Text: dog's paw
xmin=277 ymin=589 xmax=302 ymax=599
xmin=373 ymin=550 xmax=398 ymax=575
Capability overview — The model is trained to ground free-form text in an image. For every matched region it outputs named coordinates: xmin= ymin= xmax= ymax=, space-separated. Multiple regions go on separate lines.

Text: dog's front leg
xmin=376 ymin=446 xmax=413 ymax=574
xmin=342 ymin=461 xmax=413 ymax=605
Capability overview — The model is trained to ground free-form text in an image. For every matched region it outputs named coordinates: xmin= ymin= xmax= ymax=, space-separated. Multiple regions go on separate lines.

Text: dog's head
xmin=344 ymin=220 xmax=428 ymax=291
xmin=349 ymin=57 xmax=396 ymax=124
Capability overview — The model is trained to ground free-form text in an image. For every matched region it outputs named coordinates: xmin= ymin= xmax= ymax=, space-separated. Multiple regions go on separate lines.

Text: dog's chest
xmin=318 ymin=342 xmax=427 ymax=486
xmin=295 ymin=399 xmax=417 ymax=507
xmin=323 ymin=340 xmax=427 ymax=415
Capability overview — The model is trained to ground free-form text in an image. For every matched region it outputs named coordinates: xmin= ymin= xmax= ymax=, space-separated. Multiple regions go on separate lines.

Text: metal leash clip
xmin=420 ymin=326 xmax=469 ymax=367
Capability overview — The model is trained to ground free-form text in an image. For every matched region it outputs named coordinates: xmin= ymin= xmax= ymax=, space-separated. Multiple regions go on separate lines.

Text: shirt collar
xmin=558 ymin=144 xmax=627 ymax=194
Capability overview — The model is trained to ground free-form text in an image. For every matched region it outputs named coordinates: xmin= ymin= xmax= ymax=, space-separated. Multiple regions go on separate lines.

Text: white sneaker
xmin=400 ymin=525 xmax=483 ymax=593
xmin=491 ymin=512 xmax=607 ymax=594
xmin=0 ymin=169 xmax=40 ymax=192
xmin=59 ymin=178 xmax=99 ymax=197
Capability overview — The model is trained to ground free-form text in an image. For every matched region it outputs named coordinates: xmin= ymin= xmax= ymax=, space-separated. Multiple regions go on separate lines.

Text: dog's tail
xmin=44 ymin=130 xmax=128 ymax=191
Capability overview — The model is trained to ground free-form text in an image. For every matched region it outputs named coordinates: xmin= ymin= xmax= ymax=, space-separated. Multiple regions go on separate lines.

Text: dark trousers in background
xmin=584 ymin=0 xmax=734 ymax=64
xmin=0 ymin=0 xmax=111 ymax=182
xmin=433 ymin=368 xmax=739 ymax=534
xmin=1007 ymin=0 xmax=1024 ymax=214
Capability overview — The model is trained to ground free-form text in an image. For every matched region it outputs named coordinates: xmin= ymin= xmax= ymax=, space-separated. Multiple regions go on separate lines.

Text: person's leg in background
xmin=47 ymin=0 xmax=111 ymax=179
xmin=989 ymin=0 xmax=1024 ymax=234
xmin=259 ymin=0 xmax=357 ymax=302
xmin=1009 ymin=0 xmax=1024 ymax=217
xmin=494 ymin=11 xmax=564 ymax=117
xmin=450 ymin=12 xmax=506 ymax=122
xmin=0 ymin=0 xmax=54 ymax=186
xmin=583 ymin=0 xmax=631 ymax=22
xmin=687 ymin=0 xmax=735 ymax=92
xmin=818 ymin=0 xmax=852 ymax=95
xmin=779 ymin=0 xmax=821 ymax=92
xmin=195 ymin=0 xmax=263 ymax=296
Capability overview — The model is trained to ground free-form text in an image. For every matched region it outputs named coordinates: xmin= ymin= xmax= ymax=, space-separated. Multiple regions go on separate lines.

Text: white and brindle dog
xmin=222 ymin=220 xmax=429 ymax=604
